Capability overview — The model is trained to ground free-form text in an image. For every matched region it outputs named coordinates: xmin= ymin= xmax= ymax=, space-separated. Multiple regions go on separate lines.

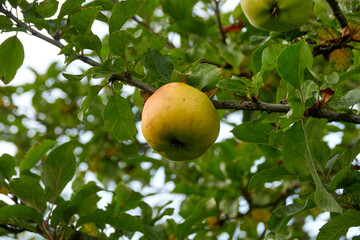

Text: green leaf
xmin=50 ymin=201 xmax=70 ymax=227
xmin=109 ymin=30 xmax=134 ymax=56
xmin=0 ymin=205 xmax=43 ymax=223
xmin=77 ymin=210 xmax=144 ymax=232
xmin=85 ymin=0 xmax=114 ymax=10
xmin=70 ymin=6 xmax=102 ymax=34
xmin=318 ymin=209 xmax=360 ymax=240
xmin=7 ymin=0 xmax=18 ymax=8
xmin=340 ymin=140 xmax=360 ymax=167
xmin=169 ymin=18 xmax=211 ymax=36
xmin=251 ymin=44 xmax=269 ymax=73
xmin=0 ymin=154 xmax=15 ymax=180
xmin=216 ymin=77 xmax=248 ymax=96
xmin=282 ymin=122 xmax=309 ymax=175
xmin=315 ymin=175 xmax=343 ymax=214
xmin=9 ymin=176 xmax=46 ymax=213
xmin=114 ymin=182 xmax=143 ymax=213
xmin=109 ymin=0 xmax=144 ymax=33
xmin=162 ymin=0 xmax=195 ymax=20
xmin=248 ymin=166 xmax=293 ymax=190
xmin=80 ymin=85 xmax=103 ymax=121
xmin=277 ymin=41 xmax=313 ymax=89
xmin=140 ymin=202 xmax=153 ymax=224
xmin=329 ymin=87 xmax=360 ymax=109
xmin=326 ymin=72 xmax=339 ymax=84
xmin=260 ymin=44 xmax=286 ymax=74
xmin=154 ymin=208 xmax=174 ymax=222
xmin=178 ymin=198 xmax=217 ymax=239
xmin=0 ymin=200 xmax=7 ymax=208
xmin=62 ymin=73 xmax=85 ymax=81
xmin=135 ymin=34 xmax=167 ymax=61
xmin=186 ymin=63 xmax=222 ymax=90
xmin=286 ymin=98 xmax=306 ymax=120
xmin=36 ymin=0 xmax=59 ymax=18
xmin=303 ymin=128 xmax=343 ymax=213
xmin=144 ymin=49 xmax=174 ymax=87
xmin=58 ymin=0 xmax=85 ymax=20
xmin=268 ymin=200 xmax=315 ymax=232
xmin=20 ymin=140 xmax=56 ymax=172
xmin=217 ymin=43 xmax=243 ymax=70
xmin=232 ymin=120 xmax=275 ymax=144
xmin=72 ymin=34 xmax=102 ymax=56
xmin=250 ymin=74 xmax=264 ymax=96
xmin=339 ymin=64 xmax=360 ymax=82
xmin=103 ymin=95 xmax=136 ymax=141
xmin=301 ymin=80 xmax=319 ymax=102
xmin=41 ymin=141 xmax=76 ymax=199
xmin=0 ymin=15 xmax=13 ymax=30
xmin=85 ymin=66 xmax=113 ymax=79
xmin=329 ymin=169 xmax=360 ymax=192
xmin=144 ymin=224 xmax=167 ymax=240
xmin=64 ymin=182 xmax=101 ymax=222
xmin=0 ymin=36 xmax=24 ymax=84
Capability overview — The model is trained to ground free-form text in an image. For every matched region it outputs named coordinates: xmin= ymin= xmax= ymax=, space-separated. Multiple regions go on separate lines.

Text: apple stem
xmin=270 ymin=6 xmax=279 ymax=19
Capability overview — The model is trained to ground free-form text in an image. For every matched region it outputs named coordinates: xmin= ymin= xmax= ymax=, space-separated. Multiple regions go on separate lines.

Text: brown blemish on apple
xmin=171 ymin=138 xmax=185 ymax=148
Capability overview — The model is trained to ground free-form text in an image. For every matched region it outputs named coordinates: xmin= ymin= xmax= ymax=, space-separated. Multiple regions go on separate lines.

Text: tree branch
xmin=0 ymin=4 xmax=64 ymax=49
xmin=0 ymin=4 xmax=100 ymax=68
xmin=1 ymin=3 xmax=358 ymax=125
xmin=214 ymin=0 xmax=226 ymax=44
xmin=213 ymin=100 xmax=289 ymax=113
xmin=213 ymin=100 xmax=360 ymax=124
xmin=109 ymin=74 xmax=157 ymax=94
xmin=326 ymin=0 xmax=348 ymax=28
xmin=109 ymin=73 xmax=360 ymax=124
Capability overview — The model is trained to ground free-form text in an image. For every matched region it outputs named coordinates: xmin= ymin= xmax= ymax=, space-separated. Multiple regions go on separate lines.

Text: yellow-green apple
xmin=141 ymin=82 xmax=220 ymax=161
xmin=240 ymin=0 xmax=312 ymax=32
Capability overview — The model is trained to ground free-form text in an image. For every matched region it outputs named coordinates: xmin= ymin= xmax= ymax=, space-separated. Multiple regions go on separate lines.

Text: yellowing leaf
xmin=0 ymin=186 xmax=9 ymax=195
xmin=349 ymin=22 xmax=360 ymax=41
xmin=205 ymin=216 xmax=220 ymax=227
xmin=329 ymin=48 xmax=354 ymax=72
xmin=168 ymin=234 xmax=178 ymax=240
xmin=82 ymin=223 xmax=100 ymax=237
xmin=250 ymin=208 xmax=271 ymax=223
xmin=318 ymin=27 xmax=341 ymax=42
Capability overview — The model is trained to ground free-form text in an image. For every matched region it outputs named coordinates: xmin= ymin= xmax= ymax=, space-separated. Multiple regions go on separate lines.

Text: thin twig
xmin=132 ymin=16 xmax=156 ymax=34
xmin=326 ymin=0 xmax=348 ymax=28
xmin=1 ymin=3 xmax=359 ymax=126
xmin=0 ymin=4 xmax=101 ymax=68
xmin=0 ymin=4 xmax=64 ymax=49
xmin=214 ymin=0 xmax=226 ymax=44
xmin=109 ymin=74 xmax=157 ymax=94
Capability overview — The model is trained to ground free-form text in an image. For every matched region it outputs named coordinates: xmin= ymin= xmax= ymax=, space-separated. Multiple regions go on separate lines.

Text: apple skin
xmin=141 ymin=82 xmax=220 ymax=161
xmin=241 ymin=0 xmax=312 ymax=32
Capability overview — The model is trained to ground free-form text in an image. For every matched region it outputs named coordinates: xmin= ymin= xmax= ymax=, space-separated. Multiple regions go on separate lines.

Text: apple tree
xmin=0 ymin=0 xmax=359 ymax=239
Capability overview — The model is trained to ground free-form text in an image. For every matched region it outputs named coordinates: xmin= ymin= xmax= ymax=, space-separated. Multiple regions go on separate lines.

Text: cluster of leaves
xmin=0 ymin=0 xmax=360 ymax=239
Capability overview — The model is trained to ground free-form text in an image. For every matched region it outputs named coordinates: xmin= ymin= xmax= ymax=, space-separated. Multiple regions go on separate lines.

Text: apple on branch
xmin=240 ymin=0 xmax=312 ymax=32
xmin=141 ymin=82 xmax=220 ymax=161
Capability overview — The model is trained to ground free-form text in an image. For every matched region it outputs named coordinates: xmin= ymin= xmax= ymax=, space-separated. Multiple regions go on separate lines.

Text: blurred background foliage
xmin=0 ymin=0 xmax=360 ymax=239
